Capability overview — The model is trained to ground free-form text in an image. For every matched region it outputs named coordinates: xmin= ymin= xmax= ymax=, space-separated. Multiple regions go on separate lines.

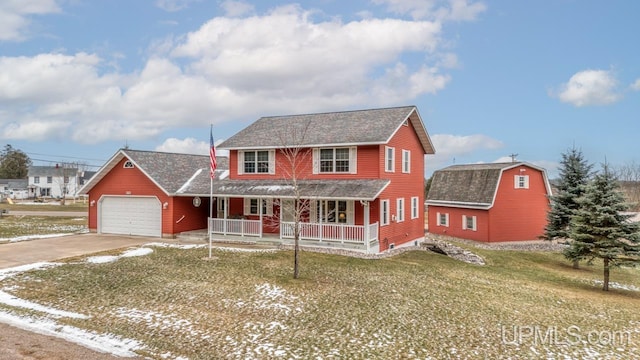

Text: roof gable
xmin=78 ymin=149 xmax=229 ymax=195
xmin=219 ymin=106 xmax=435 ymax=154
xmin=426 ymin=162 xmax=548 ymax=207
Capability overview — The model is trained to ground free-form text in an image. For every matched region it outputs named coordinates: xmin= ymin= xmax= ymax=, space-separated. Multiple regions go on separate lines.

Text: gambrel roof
xmin=426 ymin=162 xmax=551 ymax=209
xmin=79 ymin=149 xmax=389 ymax=200
xmin=219 ymin=106 xmax=435 ymax=154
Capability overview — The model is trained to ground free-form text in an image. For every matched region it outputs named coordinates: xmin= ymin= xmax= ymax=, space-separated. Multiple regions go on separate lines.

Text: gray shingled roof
xmin=426 ymin=163 xmax=522 ymax=206
xmin=178 ymin=178 xmax=390 ymax=200
xmin=78 ymin=149 xmax=229 ymax=196
xmin=219 ymin=106 xmax=435 ymax=154
xmin=28 ymin=166 xmax=78 ymax=177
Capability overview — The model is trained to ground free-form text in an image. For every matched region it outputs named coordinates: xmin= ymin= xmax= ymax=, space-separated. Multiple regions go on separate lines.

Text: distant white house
xmin=27 ymin=166 xmax=95 ymax=199
xmin=0 ymin=179 xmax=28 ymax=200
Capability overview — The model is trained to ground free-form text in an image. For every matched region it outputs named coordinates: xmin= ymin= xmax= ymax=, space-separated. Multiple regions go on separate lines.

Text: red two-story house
xmin=80 ymin=106 xmax=435 ymax=253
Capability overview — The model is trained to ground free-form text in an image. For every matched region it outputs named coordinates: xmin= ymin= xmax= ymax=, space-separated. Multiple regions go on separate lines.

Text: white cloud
xmin=155 ymin=137 xmax=229 ymax=157
xmin=631 ymin=78 xmax=640 ymax=91
xmin=429 ymin=134 xmax=503 ymax=170
xmin=0 ymin=3 xmax=479 ymax=144
xmin=554 ymin=69 xmax=621 ymax=107
xmin=220 ymin=0 xmax=255 ymax=17
xmin=155 ymin=0 xmax=200 ymax=12
xmin=0 ymin=0 xmax=61 ymax=41
xmin=373 ymin=0 xmax=486 ymax=21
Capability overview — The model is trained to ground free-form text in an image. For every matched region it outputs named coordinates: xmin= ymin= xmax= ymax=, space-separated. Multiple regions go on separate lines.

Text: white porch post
xmin=279 ymin=198 xmax=283 ymax=240
xmin=318 ymin=200 xmax=323 ymax=242
xmin=259 ymin=197 xmax=263 ymax=238
xmin=362 ymin=200 xmax=370 ymax=252
xmin=223 ymin=196 xmax=228 ymax=235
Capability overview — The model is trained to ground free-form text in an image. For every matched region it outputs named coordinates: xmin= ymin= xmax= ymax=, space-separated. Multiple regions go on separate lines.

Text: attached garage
xmin=99 ymin=196 xmax=162 ymax=237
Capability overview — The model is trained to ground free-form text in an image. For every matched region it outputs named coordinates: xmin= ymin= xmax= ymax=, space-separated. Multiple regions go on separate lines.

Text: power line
xmin=25 ymin=152 xmax=106 ymax=162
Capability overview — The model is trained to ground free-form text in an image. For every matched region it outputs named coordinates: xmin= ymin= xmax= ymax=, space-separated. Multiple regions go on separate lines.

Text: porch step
xmin=176 ymin=230 xmax=208 ymax=243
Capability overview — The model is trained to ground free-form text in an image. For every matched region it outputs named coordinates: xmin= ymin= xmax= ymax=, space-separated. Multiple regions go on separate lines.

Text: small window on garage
xmin=124 ymin=161 xmax=134 ymax=169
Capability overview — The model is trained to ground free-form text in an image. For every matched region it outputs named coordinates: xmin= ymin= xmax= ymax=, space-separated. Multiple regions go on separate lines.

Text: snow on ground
xmin=86 ymin=247 xmax=154 ymax=264
xmin=0 ymin=290 xmax=89 ymax=319
xmin=0 ymin=262 xmax=62 ymax=281
xmin=144 ymin=242 xmax=207 ymax=250
xmin=593 ymin=280 xmax=640 ymax=292
xmin=0 ymin=310 xmax=143 ymax=357
xmin=1 ymin=231 xmax=87 ymax=243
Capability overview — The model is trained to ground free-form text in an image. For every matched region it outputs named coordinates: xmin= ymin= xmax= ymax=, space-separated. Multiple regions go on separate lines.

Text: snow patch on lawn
xmin=0 ymin=290 xmax=89 ymax=319
xmin=0 ymin=310 xmax=143 ymax=357
xmin=593 ymin=280 xmax=640 ymax=292
xmin=86 ymin=247 xmax=153 ymax=264
xmin=0 ymin=262 xmax=62 ymax=281
xmin=145 ymin=242 xmax=206 ymax=250
xmin=115 ymin=307 xmax=205 ymax=339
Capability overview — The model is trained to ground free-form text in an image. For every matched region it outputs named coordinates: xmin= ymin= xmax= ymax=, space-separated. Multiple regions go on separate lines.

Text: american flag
xmin=209 ymin=126 xmax=217 ymax=178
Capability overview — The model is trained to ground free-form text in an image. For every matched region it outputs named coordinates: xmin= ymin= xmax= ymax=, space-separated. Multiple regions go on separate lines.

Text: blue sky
xmin=1 ymin=0 xmax=638 ymax=178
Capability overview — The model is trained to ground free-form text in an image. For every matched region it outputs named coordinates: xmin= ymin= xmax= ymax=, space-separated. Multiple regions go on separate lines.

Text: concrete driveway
xmin=0 ymin=234 xmax=172 ymax=269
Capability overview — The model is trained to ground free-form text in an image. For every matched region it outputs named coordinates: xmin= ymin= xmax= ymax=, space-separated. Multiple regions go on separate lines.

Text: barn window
xmin=463 ymin=215 xmax=477 ymax=231
xmin=124 ymin=161 xmax=134 ymax=169
xmin=437 ymin=212 xmax=449 ymax=227
xmin=514 ymin=175 xmax=529 ymax=189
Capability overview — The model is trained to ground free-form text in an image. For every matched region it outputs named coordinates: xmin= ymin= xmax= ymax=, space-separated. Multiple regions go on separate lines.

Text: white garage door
xmin=99 ymin=196 xmax=162 ymax=237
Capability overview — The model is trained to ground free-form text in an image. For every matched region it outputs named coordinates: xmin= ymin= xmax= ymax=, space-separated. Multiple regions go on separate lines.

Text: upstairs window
xmin=514 ymin=175 xmax=529 ymax=189
xmin=313 ymin=147 xmax=357 ymax=174
xmin=238 ymin=150 xmax=275 ymax=175
xmin=47 ymin=176 xmax=52 ymax=184
xmin=64 ymin=176 xmax=70 ymax=184
xmin=385 ymin=146 xmax=395 ymax=172
xmin=34 ymin=176 xmax=40 ymax=184
xmin=402 ymin=150 xmax=411 ymax=173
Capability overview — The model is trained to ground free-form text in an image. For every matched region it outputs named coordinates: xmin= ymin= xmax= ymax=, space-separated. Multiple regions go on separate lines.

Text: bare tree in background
xmin=614 ymin=161 xmax=640 ymax=211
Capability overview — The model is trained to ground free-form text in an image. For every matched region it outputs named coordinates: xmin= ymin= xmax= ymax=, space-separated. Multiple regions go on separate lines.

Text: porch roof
xmin=179 ymin=178 xmax=390 ymax=201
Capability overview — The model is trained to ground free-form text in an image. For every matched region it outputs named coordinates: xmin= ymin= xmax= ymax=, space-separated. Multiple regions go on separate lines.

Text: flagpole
xmin=209 ymin=124 xmax=215 ymax=259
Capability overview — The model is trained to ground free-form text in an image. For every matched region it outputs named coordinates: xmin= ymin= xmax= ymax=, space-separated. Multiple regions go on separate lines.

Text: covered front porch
xmin=208 ymin=217 xmax=379 ymax=252
xmin=204 ymin=178 xmax=389 ymax=253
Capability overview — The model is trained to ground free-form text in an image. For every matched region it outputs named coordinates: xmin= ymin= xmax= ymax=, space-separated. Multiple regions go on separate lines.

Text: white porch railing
xmin=210 ymin=218 xmax=261 ymax=237
xmin=280 ymin=221 xmax=379 ymax=244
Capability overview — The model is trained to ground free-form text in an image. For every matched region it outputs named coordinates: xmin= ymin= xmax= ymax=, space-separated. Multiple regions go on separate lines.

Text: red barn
xmin=80 ymin=106 xmax=435 ymax=253
xmin=426 ymin=162 xmax=552 ymax=242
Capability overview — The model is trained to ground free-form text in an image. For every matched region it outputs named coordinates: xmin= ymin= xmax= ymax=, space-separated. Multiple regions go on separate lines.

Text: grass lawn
xmin=0 ymin=215 xmax=87 ymax=239
xmin=0 ymin=201 xmax=88 ymax=212
xmin=1 ymin=245 xmax=639 ymax=359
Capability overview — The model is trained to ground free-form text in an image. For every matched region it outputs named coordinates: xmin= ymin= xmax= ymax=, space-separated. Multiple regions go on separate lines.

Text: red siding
xmin=426 ymin=165 xmax=550 ymax=242
xmin=488 ymin=166 xmax=549 ymax=242
xmin=377 ymin=121 xmax=426 ymax=251
xmin=87 ymin=157 xmax=209 ymax=236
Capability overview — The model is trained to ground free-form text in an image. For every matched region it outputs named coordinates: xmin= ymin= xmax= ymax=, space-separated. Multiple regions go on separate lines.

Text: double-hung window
xmin=402 ymin=150 xmax=411 ymax=173
xmin=381 ymin=199 xmax=390 ymax=226
xmin=411 ymin=196 xmax=419 ymax=219
xmin=244 ymin=198 xmax=273 ymax=216
xmin=313 ymin=147 xmax=356 ymax=174
xmin=239 ymin=150 xmax=274 ymax=174
xmin=34 ymin=176 xmax=40 ymax=184
xmin=396 ymin=198 xmax=405 ymax=222
xmin=312 ymin=200 xmax=353 ymax=224
xmin=385 ymin=146 xmax=395 ymax=172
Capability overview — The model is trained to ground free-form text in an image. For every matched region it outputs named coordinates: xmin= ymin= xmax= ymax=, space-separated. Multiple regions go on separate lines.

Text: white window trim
xmin=436 ymin=212 xmax=449 ymax=227
xmin=123 ymin=160 xmax=134 ymax=168
xmin=396 ymin=198 xmax=405 ymax=222
xmin=411 ymin=196 xmax=419 ymax=219
xmin=385 ymin=146 xmax=395 ymax=173
xmin=243 ymin=198 xmax=273 ymax=216
xmin=310 ymin=200 xmax=354 ymax=224
xmin=402 ymin=149 xmax=411 ymax=173
xmin=238 ymin=150 xmax=275 ymax=175
xmin=312 ymin=147 xmax=357 ymax=174
xmin=462 ymin=215 xmax=477 ymax=231
xmin=381 ymin=199 xmax=390 ymax=226
xmin=514 ymin=175 xmax=530 ymax=189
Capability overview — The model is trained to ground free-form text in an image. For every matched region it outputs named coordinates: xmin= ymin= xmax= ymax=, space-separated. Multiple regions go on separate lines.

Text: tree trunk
xmin=293 ymin=228 xmax=300 ymax=279
xmin=603 ymin=258 xmax=609 ymax=291
xmin=572 ymin=259 xmax=579 ymax=269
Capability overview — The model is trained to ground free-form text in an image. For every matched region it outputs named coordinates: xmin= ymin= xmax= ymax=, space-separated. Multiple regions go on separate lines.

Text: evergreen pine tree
xmin=544 ymin=147 xmax=593 ymax=240
xmin=565 ymin=164 xmax=640 ymax=291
